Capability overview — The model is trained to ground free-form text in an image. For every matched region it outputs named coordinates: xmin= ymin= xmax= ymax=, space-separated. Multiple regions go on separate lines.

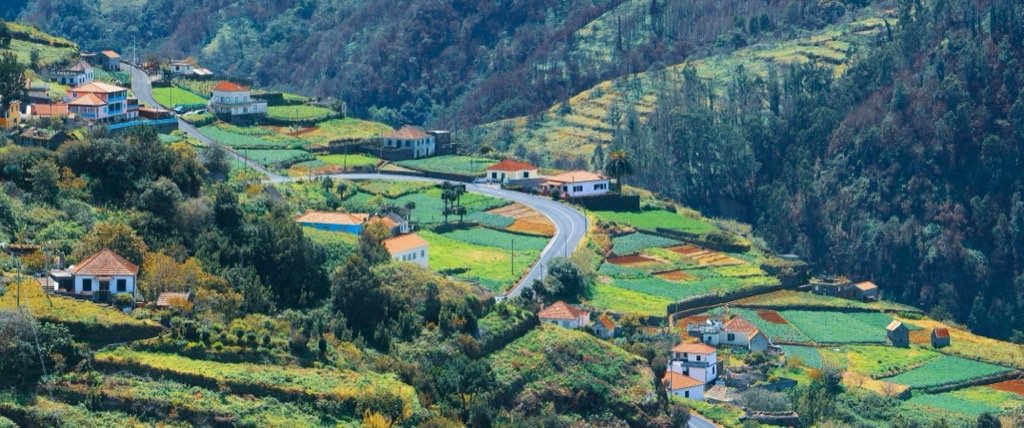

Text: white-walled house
xmin=687 ymin=316 xmax=771 ymax=352
xmin=485 ymin=159 xmax=538 ymax=183
xmin=664 ymin=371 xmax=705 ymax=400
xmin=538 ymin=301 xmax=591 ymax=329
xmin=383 ymin=233 xmax=429 ymax=268
xmin=207 ymin=81 xmax=267 ymax=116
xmin=381 ymin=125 xmax=436 ymax=160
xmin=668 ymin=342 xmax=719 ymax=384
xmin=47 ymin=60 xmax=93 ymax=86
xmin=541 ymin=171 xmax=610 ymax=197
xmin=65 ymin=249 xmax=139 ymax=302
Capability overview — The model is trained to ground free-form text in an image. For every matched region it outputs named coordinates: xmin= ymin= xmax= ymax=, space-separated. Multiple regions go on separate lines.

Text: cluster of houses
xmin=294 ymin=211 xmax=429 ymax=267
xmin=484 ymin=159 xmax=612 ymax=198
xmin=808 ymin=277 xmax=879 ymax=302
xmin=537 ymin=300 xmax=617 ymax=339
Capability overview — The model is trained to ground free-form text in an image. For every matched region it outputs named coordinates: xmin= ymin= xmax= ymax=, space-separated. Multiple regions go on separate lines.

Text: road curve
xmin=689 ymin=412 xmax=717 ymax=428
xmin=126 ymin=63 xmax=588 ymax=298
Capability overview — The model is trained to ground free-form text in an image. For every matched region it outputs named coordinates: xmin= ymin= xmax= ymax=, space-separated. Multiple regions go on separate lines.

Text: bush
xmin=289 ymin=331 xmax=309 ymax=353
xmin=113 ymin=293 xmax=135 ymax=309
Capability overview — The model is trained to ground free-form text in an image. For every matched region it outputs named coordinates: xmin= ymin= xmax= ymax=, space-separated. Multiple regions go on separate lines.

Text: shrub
xmin=289 ymin=331 xmax=309 ymax=353
xmin=113 ymin=293 xmax=135 ymax=309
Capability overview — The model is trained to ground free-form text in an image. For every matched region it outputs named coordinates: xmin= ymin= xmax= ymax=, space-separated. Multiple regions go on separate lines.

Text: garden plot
xmin=654 ymin=270 xmax=697 ymax=282
xmin=781 ymin=345 xmax=823 ymax=369
xmin=990 ymin=379 xmax=1024 ymax=396
xmin=905 ymin=386 xmax=1021 ymax=416
xmin=606 ymin=254 xmax=664 ymax=269
xmin=488 ymin=203 xmax=555 ymax=236
xmin=611 ymin=232 xmax=682 ymax=255
xmin=882 ymin=356 xmax=1012 ymax=389
xmin=668 ymin=244 xmax=745 ymax=266
xmin=780 ymin=310 xmax=894 ymax=344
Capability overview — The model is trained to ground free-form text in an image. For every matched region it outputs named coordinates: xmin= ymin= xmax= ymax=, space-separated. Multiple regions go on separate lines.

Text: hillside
xmin=13 ymin=0 xmax=842 ymax=128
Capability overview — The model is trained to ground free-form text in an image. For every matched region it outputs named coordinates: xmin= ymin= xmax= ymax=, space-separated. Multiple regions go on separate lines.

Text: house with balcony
xmin=668 ymin=342 xmax=720 ymax=384
xmin=207 ymin=81 xmax=267 ymax=118
xmin=67 ymin=82 xmax=136 ymax=123
xmin=46 ymin=60 xmax=93 ymax=86
xmin=377 ymin=125 xmax=437 ymax=161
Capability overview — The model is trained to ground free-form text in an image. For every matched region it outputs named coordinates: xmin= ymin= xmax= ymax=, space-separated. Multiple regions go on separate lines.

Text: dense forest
xmin=11 ymin=0 xmax=839 ymax=128
xmin=603 ymin=0 xmax=1024 ymax=339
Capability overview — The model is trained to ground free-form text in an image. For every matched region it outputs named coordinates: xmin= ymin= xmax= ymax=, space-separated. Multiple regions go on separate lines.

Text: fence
xmin=106 ymin=118 xmax=179 ymax=132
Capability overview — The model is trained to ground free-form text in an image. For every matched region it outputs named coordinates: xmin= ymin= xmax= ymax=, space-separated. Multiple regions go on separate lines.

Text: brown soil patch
xmin=606 ymin=255 xmax=659 ymax=266
xmin=989 ymin=379 xmax=1024 ymax=396
xmin=655 ymin=270 xmax=697 ymax=282
xmin=286 ymin=126 xmax=320 ymax=137
xmin=909 ymin=330 xmax=931 ymax=345
xmin=667 ymin=244 xmax=745 ymax=266
xmin=507 ymin=219 xmax=555 ymax=236
xmin=490 ymin=203 xmax=555 ymax=236
xmin=757 ymin=309 xmax=788 ymax=324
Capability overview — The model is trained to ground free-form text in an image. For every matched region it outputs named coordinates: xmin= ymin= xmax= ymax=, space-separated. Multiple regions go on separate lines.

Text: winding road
xmin=126 ymin=64 xmax=588 ymax=298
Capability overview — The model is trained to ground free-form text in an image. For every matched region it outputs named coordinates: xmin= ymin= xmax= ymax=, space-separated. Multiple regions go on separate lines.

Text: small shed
xmin=886 ymin=320 xmax=909 ymax=348
xmin=592 ymin=314 xmax=616 ymax=339
xmin=850 ymin=281 xmax=879 ymax=301
xmin=747 ymin=329 xmax=770 ymax=352
xmin=931 ymin=328 xmax=950 ymax=348
xmin=156 ymin=291 xmax=192 ymax=309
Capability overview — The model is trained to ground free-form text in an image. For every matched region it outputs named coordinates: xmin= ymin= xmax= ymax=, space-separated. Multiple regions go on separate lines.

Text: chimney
xmin=724 ymin=305 xmax=730 ymax=320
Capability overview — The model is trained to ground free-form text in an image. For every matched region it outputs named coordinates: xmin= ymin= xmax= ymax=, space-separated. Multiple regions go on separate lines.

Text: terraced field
xmin=488 ymin=203 xmax=556 ymax=236
xmin=882 ymin=356 xmax=1012 ymax=389
xmin=780 ymin=310 xmax=895 ymax=344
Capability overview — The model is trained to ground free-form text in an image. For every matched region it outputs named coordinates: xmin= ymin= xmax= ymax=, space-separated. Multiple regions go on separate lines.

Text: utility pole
xmin=132 ymin=36 xmax=137 ymax=66
xmin=511 ymin=239 xmax=515 ymax=277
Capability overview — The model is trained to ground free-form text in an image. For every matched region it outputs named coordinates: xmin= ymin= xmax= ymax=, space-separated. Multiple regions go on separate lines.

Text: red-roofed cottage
xmin=382 ymin=233 xmax=429 ymax=268
xmin=538 ymin=301 xmax=591 ymax=329
xmin=485 ymin=159 xmax=538 ymax=183
xmin=58 ymin=249 xmax=139 ymax=302
xmin=592 ymin=314 xmax=617 ymax=339
xmin=540 ymin=170 xmax=610 ymax=197
xmin=207 ymin=81 xmax=267 ymax=117
xmin=931 ymin=327 xmax=950 ymax=348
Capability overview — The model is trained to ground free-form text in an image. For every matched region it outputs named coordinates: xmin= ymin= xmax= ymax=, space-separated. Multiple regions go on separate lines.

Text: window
xmin=421 ymin=250 xmax=425 ymax=257
xmin=492 ymin=172 xmax=498 ymax=179
xmin=82 ymin=279 xmax=92 ymax=292
xmin=523 ymin=172 xmax=530 ymax=178
xmin=684 ymin=391 xmax=690 ymax=398
xmin=683 ymin=352 xmax=688 ymax=359
xmin=727 ymin=333 xmax=735 ymax=341
xmin=573 ymin=185 xmax=583 ymax=192
xmin=117 ymin=279 xmax=127 ymax=292
xmin=696 ymin=355 xmax=702 ymax=361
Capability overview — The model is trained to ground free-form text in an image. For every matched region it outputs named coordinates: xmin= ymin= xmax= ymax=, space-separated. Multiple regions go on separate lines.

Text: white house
xmin=664 ymin=371 xmax=705 ymax=400
xmin=541 ymin=171 xmax=610 ymax=198
xmin=207 ymin=81 xmax=267 ymax=116
xmin=47 ymin=60 xmax=93 ymax=86
xmin=381 ymin=125 xmax=436 ymax=159
xmin=67 ymin=249 xmax=139 ymax=301
xmin=485 ymin=159 xmax=538 ymax=183
xmin=687 ymin=315 xmax=771 ymax=352
xmin=668 ymin=342 xmax=719 ymax=384
xmin=538 ymin=301 xmax=591 ymax=329
xmin=170 ymin=61 xmax=194 ymax=76
xmin=383 ymin=233 xmax=429 ymax=268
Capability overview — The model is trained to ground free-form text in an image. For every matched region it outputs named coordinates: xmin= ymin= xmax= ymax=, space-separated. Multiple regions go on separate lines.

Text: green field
xmin=302 ymin=226 xmax=359 ymax=269
xmin=466 ymin=211 xmax=516 ymax=229
xmin=780 ymin=310 xmax=895 ymax=344
xmin=93 ymin=68 xmax=131 ymax=85
xmin=201 ymin=124 xmax=307 ymax=149
xmin=781 ymin=345 xmax=823 ymax=369
xmin=245 ymin=149 xmax=314 ymax=167
xmin=94 ymin=348 xmax=420 ymax=415
xmin=266 ymin=105 xmax=335 ymax=120
xmin=419 ymin=230 xmax=538 ymax=293
xmin=442 ymin=228 xmax=549 ymax=251
xmin=905 ymin=387 xmax=1021 ymax=416
xmin=396 ymin=155 xmax=498 ymax=176
xmin=0 ymin=394 xmax=148 ymax=427
xmin=734 ymin=290 xmax=924 ymax=313
xmin=830 ymin=345 xmax=942 ymax=378
xmin=316 ymin=154 xmax=379 ymax=169
xmin=588 ymin=283 xmax=674 ymax=315
xmin=883 ymin=356 xmax=1012 ymax=389
xmin=355 ymin=180 xmax=433 ymax=197
xmin=294 ymin=118 xmax=392 ymax=145
xmin=393 ymin=188 xmax=508 ymax=224
xmin=611 ymin=232 xmax=682 ymax=255
xmin=2 ymin=39 xmax=77 ymax=67
xmin=593 ymin=209 xmax=716 ymax=234
xmin=153 ymin=86 xmax=208 ymax=108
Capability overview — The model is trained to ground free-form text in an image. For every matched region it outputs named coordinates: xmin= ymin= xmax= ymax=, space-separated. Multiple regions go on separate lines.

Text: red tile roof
xmin=295 ymin=211 xmax=368 ymax=226
xmin=487 ymin=159 xmax=537 ymax=172
xmin=544 ymin=170 xmax=606 ymax=183
xmin=68 ymin=93 xmax=106 ymax=107
xmin=100 ymin=50 xmax=119 ymax=58
xmin=368 ymin=215 xmax=399 ymax=229
xmin=671 ymin=342 xmax=716 ymax=354
xmin=71 ymin=249 xmax=139 ymax=276
xmin=723 ymin=316 xmax=757 ymax=332
xmin=71 ymin=81 xmax=127 ymax=94
xmin=383 ymin=125 xmax=429 ymax=140
xmin=933 ymin=328 xmax=949 ymax=338
xmin=382 ymin=233 xmax=428 ymax=255
xmin=747 ymin=329 xmax=765 ymax=340
xmin=212 ymin=81 xmax=250 ymax=92
xmin=597 ymin=314 xmax=615 ymax=331
xmin=663 ymin=371 xmax=705 ymax=390
xmin=538 ymin=300 xmax=589 ymax=320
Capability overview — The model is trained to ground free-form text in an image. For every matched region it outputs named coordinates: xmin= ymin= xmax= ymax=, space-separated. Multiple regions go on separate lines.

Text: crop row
xmin=611 ymin=232 xmax=681 ymax=256
xmin=883 ymin=356 xmax=1012 ymax=388
xmin=780 ymin=310 xmax=894 ymax=344
xmin=442 ymin=228 xmax=549 ymax=251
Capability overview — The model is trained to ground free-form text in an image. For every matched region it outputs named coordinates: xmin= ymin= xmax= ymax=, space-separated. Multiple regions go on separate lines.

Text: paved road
xmin=689 ymin=412 xmax=717 ymax=428
xmin=126 ymin=64 xmax=587 ymax=297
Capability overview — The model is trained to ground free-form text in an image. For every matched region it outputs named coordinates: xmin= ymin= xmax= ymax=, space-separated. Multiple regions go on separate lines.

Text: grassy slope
xmin=152 ymin=87 xmax=208 ymax=107
xmin=469 ymin=9 xmax=896 ymax=161
xmin=418 ymin=230 xmax=538 ymax=293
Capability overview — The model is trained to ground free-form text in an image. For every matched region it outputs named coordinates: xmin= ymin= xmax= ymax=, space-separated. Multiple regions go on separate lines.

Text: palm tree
xmin=404 ymin=201 xmax=416 ymax=223
xmin=604 ymin=149 xmax=635 ymax=192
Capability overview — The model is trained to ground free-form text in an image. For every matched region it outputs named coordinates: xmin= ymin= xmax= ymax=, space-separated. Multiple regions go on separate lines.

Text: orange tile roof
xmin=69 ymin=93 xmax=106 ymax=107
xmin=487 ymin=159 xmax=537 ymax=172
xmin=33 ymin=103 xmax=69 ymax=117
xmin=295 ymin=211 xmax=368 ymax=226
xmin=854 ymin=281 xmax=878 ymax=291
xmin=212 ymin=81 xmax=250 ymax=92
xmin=671 ymin=342 xmax=716 ymax=354
xmin=723 ymin=316 xmax=757 ymax=332
xmin=71 ymin=81 xmax=127 ymax=94
xmin=538 ymin=300 xmax=589 ymax=320
xmin=100 ymin=50 xmax=119 ymax=58
xmin=933 ymin=328 xmax=949 ymax=338
xmin=598 ymin=314 xmax=615 ymax=331
xmin=382 ymin=233 xmax=428 ymax=255
xmin=747 ymin=329 xmax=765 ymax=340
xmin=71 ymin=249 xmax=139 ymax=276
xmin=368 ymin=215 xmax=399 ymax=229
xmin=384 ymin=125 xmax=429 ymax=140
xmin=156 ymin=292 xmax=190 ymax=307
xmin=544 ymin=170 xmax=606 ymax=183
xmin=663 ymin=371 xmax=705 ymax=390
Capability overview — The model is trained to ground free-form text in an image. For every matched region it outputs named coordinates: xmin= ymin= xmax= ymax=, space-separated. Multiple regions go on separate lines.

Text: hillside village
xmin=2 ymin=7 xmax=1024 ymax=428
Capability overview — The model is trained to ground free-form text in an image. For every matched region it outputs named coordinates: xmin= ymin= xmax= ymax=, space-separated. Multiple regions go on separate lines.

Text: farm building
xmin=207 ymin=81 xmax=267 ymax=117
xmin=295 ymin=211 xmax=370 ymax=234
xmin=378 ymin=125 xmax=436 ymax=160
xmin=592 ymin=314 xmax=617 ymax=339
xmin=886 ymin=320 xmax=909 ymax=348
xmin=97 ymin=50 xmax=121 ymax=71
xmin=49 ymin=249 xmax=139 ymax=303
xmin=847 ymin=281 xmax=879 ymax=301
xmin=664 ymin=371 xmax=705 ymax=400
xmin=485 ymin=159 xmax=538 ymax=183
xmin=538 ymin=301 xmax=591 ymax=329
xmin=809 ymin=277 xmax=852 ymax=297
xmin=748 ymin=330 xmax=770 ymax=352
xmin=668 ymin=342 xmax=719 ymax=384
xmin=539 ymin=171 xmax=610 ymax=198
xmin=382 ymin=233 xmax=429 ymax=268
xmin=931 ymin=328 xmax=950 ymax=348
